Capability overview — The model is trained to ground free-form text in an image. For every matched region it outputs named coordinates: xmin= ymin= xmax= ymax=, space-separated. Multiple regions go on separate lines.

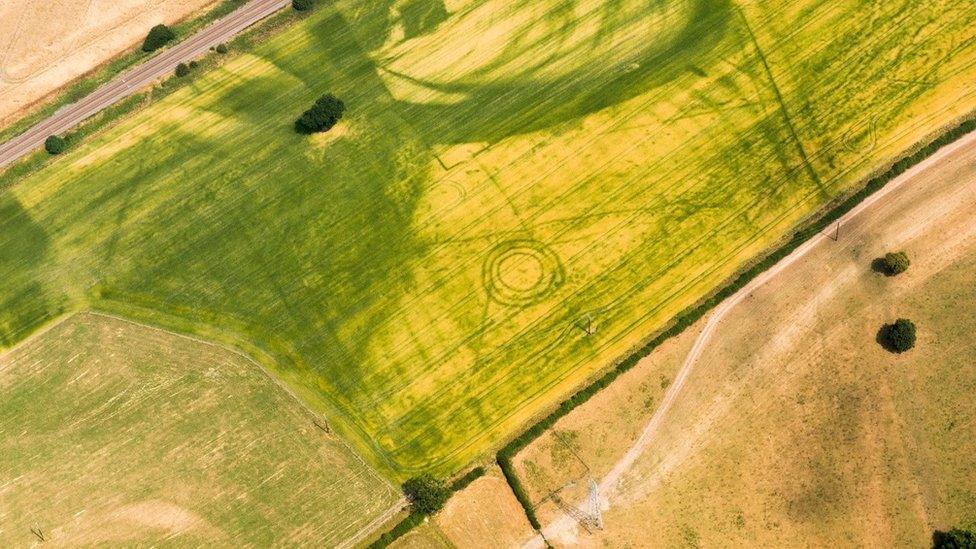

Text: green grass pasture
xmin=0 ymin=313 xmax=397 ymax=546
xmin=1 ymin=0 xmax=976 ymax=475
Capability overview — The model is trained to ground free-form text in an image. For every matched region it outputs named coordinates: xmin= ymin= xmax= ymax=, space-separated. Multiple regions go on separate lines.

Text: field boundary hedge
xmin=367 ymin=466 xmax=487 ymax=548
xmin=495 ymin=114 xmax=976 ymax=534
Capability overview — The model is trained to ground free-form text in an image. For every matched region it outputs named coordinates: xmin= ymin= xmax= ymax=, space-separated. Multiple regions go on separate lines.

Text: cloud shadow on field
xmin=368 ymin=0 xmax=734 ymax=144
xmin=0 ymin=195 xmax=56 ymax=346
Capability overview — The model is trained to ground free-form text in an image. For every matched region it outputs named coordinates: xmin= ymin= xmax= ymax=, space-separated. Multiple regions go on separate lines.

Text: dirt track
xmin=0 ymin=0 xmax=288 ymax=169
xmin=528 ymin=126 xmax=976 ymax=546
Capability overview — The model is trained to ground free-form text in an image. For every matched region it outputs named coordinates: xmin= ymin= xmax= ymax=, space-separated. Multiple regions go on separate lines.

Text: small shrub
xmin=933 ymin=528 xmax=976 ymax=549
xmin=188 ymin=60 xmax=198 ymax=69
xmin=142 ymin=24 xmax=175 ymax=52
xmin=295 ymin=93 xmax=345 ymax=134
xmin=215 ymin=43 xmax=228 ymax=54
xmin=174 ymin=63 xmax=190 ymax=77
xmin=875 ymin=251 xmax=910 ymax=276
xmin=44 ymin=135 xmax=67 ymax=155
xmin=292 ymin=0 xmax=311 ymax=11
xmin=402 ymin=474 xmax=449 ymax=515
xmin=878 ymin=318 xmax=916 ymax=353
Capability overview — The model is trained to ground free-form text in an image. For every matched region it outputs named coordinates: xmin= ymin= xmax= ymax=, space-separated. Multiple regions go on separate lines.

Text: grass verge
xmin=0 ymin=3 xmax=316 ymax=188
xmin=0 ymin=0 xmax=249 ymax=144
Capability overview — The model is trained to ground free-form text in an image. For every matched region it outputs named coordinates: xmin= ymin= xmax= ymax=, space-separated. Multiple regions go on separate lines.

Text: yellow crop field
xmin=1 ymin=0 xmax=975 ymax=476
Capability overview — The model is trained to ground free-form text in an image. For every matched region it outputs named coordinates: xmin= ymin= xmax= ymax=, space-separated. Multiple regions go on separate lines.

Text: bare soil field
xmin=515 ymin=133 xmax=976 ymax=547
xmin=0 ymin=312 xmax=398 ymax=546
xmin=0 ymin=0 xmax=217 ymax=125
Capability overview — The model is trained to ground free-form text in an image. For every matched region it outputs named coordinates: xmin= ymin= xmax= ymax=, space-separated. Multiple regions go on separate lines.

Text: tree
xmin=44 ymin=135 xmax=67 ymax=155
xmin=882 ymin=251 xmax=910 ymax=276
xmin=878 ymin=318 xmax=916 ymax=353
xmin=295 ymin=93 xmax=345 ymax=134
xmin=933 ymin=528 xmax=976 ymax=549
xmin=175 ymin=62 xmax=190 ymax=77
xmin=292 ymin=0 xmax=311 ymax=11
xmin=402 ymin=474 xmax=449 ymax=515
xmin=142 ymin=24 xmax=175 ymax=52
xmin=215 ymin=43 xmax=228 ymax=54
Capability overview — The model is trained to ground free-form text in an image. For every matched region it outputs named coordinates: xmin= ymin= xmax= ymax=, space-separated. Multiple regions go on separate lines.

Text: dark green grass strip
xmin=368 ymin=466 xmax=487 ymax=548
xmin=495 ymin=114 xmax=976 ymax=534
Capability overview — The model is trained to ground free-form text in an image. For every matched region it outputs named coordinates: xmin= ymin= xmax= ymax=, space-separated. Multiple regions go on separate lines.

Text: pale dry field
xmin=516 ymin=133 xmax=976 ymax=547
xmin=435 ymin=467 xmax=536 ymax=549
xmin=0 ymin=0 xmax=216 ymax=125
xmin=388 ymin=466 xmax=535 ymax=549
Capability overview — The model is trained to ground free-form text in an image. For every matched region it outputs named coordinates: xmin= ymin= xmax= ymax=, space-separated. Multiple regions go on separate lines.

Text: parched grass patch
xmin=1 ymin=1 xmax=975 ymax=477
xmin=0 ymin=313 xmax=397 ymax=546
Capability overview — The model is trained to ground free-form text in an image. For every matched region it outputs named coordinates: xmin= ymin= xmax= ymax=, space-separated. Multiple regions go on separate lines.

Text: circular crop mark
xmin=842 ymin=119 xmax=878 ymax=153
xmin=483 ymin=240 xmax=564 ymax=307
xmin=430 ymin=180 xmax=467 ymax=209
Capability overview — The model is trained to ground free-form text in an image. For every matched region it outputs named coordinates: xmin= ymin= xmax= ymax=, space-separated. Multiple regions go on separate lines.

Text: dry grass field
xmin=2 ymin=1 xmax=976 ymax=477
xmin=433 ymin=467 xmax=535 ymax=548
xmin=0 ymin=313 xmax=397 ymax=546
xmin=0 ymin=0 xmax=217 ymax=124
xmin=515 ymin=132 xmax=976 ymax=547
xmin=387 ymin=466 xmax=535 ymax=549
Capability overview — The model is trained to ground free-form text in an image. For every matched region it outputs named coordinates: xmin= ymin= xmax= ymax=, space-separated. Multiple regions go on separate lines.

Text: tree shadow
xmin=340 ymin=0 xmax=734 ymax=144
xmin=930 ymin=528 xmax=975 ymax=548
xmin=875 ymin=324 xmax=896 ymax=352
xmin=870 ymin=257 xmax=889 ymax=275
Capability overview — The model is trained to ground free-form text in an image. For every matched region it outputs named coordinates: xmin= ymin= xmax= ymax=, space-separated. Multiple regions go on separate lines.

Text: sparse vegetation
xmin=878 ymin=318 xmax=917 ymax=353
xmin=294 ymin=93 xmax=345 ymax=134
xmin=43 ymin=135 xmax=67 ymax=155
xmin=141 ymin=24 xmax=175 ymax=53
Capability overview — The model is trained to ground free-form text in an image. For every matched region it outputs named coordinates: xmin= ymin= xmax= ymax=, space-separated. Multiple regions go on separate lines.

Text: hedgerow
xmin=367 ymin=512 xmax=424 ymax=549
xmin=368 ymin=466 xmax=487 ymax=548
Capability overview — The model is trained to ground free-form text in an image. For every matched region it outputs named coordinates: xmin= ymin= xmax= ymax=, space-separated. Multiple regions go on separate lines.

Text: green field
xmin=1 ymin=0 xmax=975 ymax=476
xmin=0 ymin=313 xmax=397 ymax=546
